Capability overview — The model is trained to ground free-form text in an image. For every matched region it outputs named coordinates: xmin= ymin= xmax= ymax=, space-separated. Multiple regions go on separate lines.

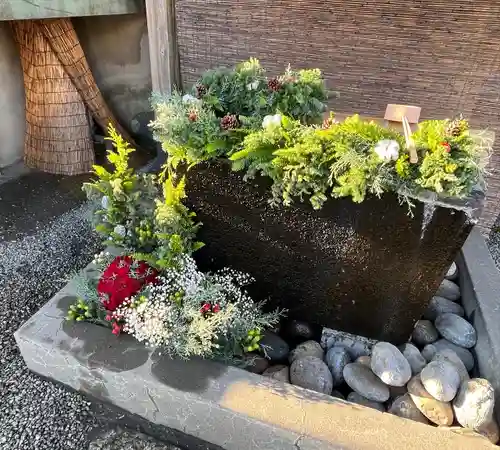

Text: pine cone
xmin=445 ymin=115 xmax=469 ymax=137
xmin=188 ymin=111 xmax=197 ymax=122
xmin=195 ymin=83 xmax=207 ymax=99
xmin=220 ymin=114 xmax=240 ymax=130
xmin=267 ymin=77 xmax=282 ymax=92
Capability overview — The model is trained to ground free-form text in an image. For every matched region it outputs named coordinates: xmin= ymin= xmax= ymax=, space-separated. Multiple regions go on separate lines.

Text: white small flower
xmin=262 ymin=114 xmax=282 ymax=129
xmin=101 ymin=196 xmax=110 ymax=210
xmin=114 ymin=225 xmax=127 ymax=237
xmin=246 ymin=80 xmax=259 ymax=90
xmin=374 ymin=139 xmax=400 ymax=162
xmin=182 ymin=94 xmax=200 ymax=105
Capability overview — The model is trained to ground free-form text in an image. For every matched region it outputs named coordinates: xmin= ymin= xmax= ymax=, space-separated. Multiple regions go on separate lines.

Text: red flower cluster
xmin=441 ymin=142 xmax=451 ymax=153
xmin=97 ymin=256 xmax=158 ymax=312
xmin=200 ymin=302 xmax=221 ymax=315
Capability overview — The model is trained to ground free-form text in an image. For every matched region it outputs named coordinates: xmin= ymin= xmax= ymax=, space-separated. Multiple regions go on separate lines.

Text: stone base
xmin=14 ymin=263 xmax=494 ymax=450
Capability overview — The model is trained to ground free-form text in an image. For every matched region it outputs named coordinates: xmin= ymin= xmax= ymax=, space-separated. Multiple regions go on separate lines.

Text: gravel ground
xmin=486 ymin=219 xmax=500 ymax=269
xmin=0 ymin=204 xmax=104 ymax=450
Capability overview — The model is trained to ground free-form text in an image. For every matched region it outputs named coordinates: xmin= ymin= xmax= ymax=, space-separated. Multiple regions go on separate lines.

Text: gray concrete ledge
xmin=458 ymin=227 xmax=500 ymax=424
xmin=15 ymin=263 xmax=496 ymax=450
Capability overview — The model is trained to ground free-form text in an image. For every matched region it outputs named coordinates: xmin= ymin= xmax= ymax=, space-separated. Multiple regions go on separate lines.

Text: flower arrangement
xmin=68 ymin=127 xmax=284 ymax=363
xmin=150 ymin=58 xmax=329 ymax=168
xmin=229 ymin=113 xmax=488 ymax=209
xmin=109 ymin=255 xmax=282 ymax=361
xmin=151 ymin=60 xmax=489 ymax=213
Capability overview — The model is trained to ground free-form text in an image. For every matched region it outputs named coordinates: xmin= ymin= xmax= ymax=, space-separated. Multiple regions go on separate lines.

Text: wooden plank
xmin=145 ymin=0 xmax=180 ymax=95
xmin=0 ymin=0 xmax=143 ymax=20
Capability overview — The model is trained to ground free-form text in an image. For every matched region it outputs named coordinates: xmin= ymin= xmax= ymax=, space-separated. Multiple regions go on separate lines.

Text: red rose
xmin=97 ymin=256 xmax=158 ymax=311
xmin=441 ymin=142 xmax=451 ymax=153
xmin=212 ymin=304 xmax=221 ymax=313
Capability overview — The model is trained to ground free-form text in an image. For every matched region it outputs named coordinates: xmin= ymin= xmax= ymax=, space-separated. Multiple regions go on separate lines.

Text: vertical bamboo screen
xmin=175 ymin=0 xmax=500 ymax=233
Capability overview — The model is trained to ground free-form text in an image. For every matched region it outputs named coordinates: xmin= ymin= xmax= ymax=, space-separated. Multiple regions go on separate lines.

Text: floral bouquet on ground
xmin=68 ymin=126 xmax=284 ymax=364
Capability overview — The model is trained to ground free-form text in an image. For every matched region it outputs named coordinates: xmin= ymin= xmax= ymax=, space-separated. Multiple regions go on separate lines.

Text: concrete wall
xmin=73 ymin=13 xmax=152 ymax=131
xmin=0 ymin=22 xmax=25 ymax=169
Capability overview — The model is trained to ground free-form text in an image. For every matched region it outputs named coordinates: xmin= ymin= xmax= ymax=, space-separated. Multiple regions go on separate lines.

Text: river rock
xmin=476 ymin=419 xmax=500 ymax=444
xmin=355 ymin=356 xmax=371 ymax=367
xmin=435 ymin=279 xmax=460 ymax=301
xmin=445 ymin=262 xmax=458 ymax=281
xmin=322 ymin=328 xmax=375 ymax=359
xmin=332 ymin=390 xmax=345 ymax=400
xmin=244 ymin=355 xmax=270 ymax=374
xmin=421 ymin=344 xmax=437 ymax=362
xmin=407 ymin=375 xmax=454 ymax=426
xmin=325 ymin=346 xmax=351 ymax=387
xmin=371 ymin=342 xmax=411 ymax=387
xmin=259 ymin=331 xmax=289 ymax=362
xmin=290 ymin=356 xmax=333 ymax=394
xmin=400 ymin=343 xmax=426 ymax=375
xmin=388 ymin=394 xmax=428 ymax=424
xmin=412 ymin=320 xmax=439 ymax=347
xmin=347 ymin=392 xmax=385 ymax=412
xmin=389 ymin=384 xmax=408 ymax=399
xmin=420 ymin=360 xmax=460 ymax=402
xmin=433 ymin=339 xmax=474 ymax=371
xmin=432 ymin=349 xmax=469 ymax=383
xmin=423 ymin=296 xmax=465 ymax=321
xmin=289 ymin=340 xmax=324 ymax=364
xmin=453 ymin=378 xmax=495 ymax=429
xmin=435 ymin=313 xmax=477 ymax=349
xmin=262 ymin=365 xmax=290 ymax=383
xmin=343 ymin=363 xmax=390 ymax=402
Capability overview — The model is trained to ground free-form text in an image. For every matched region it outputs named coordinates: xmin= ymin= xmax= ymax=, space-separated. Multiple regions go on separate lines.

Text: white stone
xmin=420 ymin=360 xmax=461 ymax=402
xmin=453 ymin=378 xmax=495 ymax=429
xmin=445 ymin=262 xmax=458 ymax=280
xmin=371 ymin=342 xmax=412 ymax=387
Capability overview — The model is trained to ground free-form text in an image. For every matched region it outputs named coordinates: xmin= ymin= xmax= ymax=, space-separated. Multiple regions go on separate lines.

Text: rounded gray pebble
xmin=432 ymin=349 xmax=469 ymax=383
xmin=412 ymin=320 xmax=439 ymax=347
xmin=262 ymin=365 xmax=290 ymax=383
xmin=355 ymin=355 xmax=371 ymax=367
xmin=423 ymin=296 xmax=465 ymax=322
xmin=400 ymin=343 xmax=426 ymax=375
xmin=343 ymin=363 xmax=390 ymax=402
xmin=421 ymin=344 xmax=437 ymax=362
xmin=347 ymin=392 xmax=385 ymax=412
xmin=290 ymin=356 xmax=333 ymax=394
xmin=420 ymin=360 xmax=460 ymax=402
xmin=388 ymin=393 xmax=428 ymax=424
xmin=325 ymin=346 xmax=351 ymax=387
xmin=435 ymin=279 xmax=460 ymax=301
xmin=435 ymin=313 xmax=477 ymax=349
xmin=371 ymin=342 xmax=411 ymax=387
xmin=432 ymin=339 xmax=474 ymax=371
xmin=289 ymin=340 xmax=324 ymax=364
